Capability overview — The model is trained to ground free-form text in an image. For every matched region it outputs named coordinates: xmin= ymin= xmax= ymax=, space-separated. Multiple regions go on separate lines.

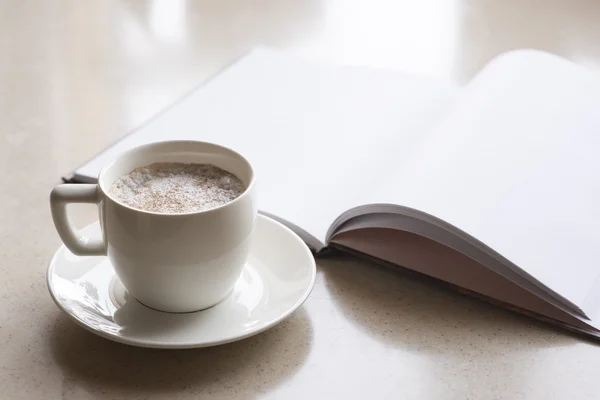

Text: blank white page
xmin=382 ymin=50 xmax=600 ymax=316
xmin=73 ymin=48 xmax=457 ymax=242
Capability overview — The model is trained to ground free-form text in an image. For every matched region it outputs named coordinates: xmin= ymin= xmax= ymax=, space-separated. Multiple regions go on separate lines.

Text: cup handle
xmin=50 ymin=184 xmax=107 ymax=256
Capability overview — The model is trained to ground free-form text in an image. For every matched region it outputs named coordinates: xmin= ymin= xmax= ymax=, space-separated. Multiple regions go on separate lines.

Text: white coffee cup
xmin=50 ymin=141 xmax=257 ymax=313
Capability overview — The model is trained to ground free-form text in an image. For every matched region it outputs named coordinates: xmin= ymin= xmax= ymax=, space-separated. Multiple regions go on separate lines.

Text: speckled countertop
xmin=2 ymin=1 xmax=600 ymax=399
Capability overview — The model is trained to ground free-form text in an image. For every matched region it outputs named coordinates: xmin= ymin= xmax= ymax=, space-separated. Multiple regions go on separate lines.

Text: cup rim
xmin=97 ymin=140 xmax=255 ymax=217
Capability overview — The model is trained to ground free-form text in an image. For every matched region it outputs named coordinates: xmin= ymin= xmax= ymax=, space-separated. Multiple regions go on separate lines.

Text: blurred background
xmin=2 ymin=0 xmax=600 ymax=179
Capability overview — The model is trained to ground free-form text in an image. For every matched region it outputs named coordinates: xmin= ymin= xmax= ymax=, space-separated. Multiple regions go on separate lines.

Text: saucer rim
xmin=47 ymin=214 xmax=317 ymax=349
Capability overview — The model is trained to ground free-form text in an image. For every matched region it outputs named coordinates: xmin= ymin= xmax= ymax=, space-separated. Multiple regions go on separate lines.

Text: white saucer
xmin=47 ymin=214 xmax=316 ymax=349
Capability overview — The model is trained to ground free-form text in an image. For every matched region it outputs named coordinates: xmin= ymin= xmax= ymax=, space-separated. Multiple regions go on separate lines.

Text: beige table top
xmin=2 ymin=1 xmax=600 ymax=399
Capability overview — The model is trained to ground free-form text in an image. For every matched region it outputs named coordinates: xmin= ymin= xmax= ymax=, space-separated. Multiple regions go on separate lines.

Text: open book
xmin=65 ymin=48 xmax=600 ymax=339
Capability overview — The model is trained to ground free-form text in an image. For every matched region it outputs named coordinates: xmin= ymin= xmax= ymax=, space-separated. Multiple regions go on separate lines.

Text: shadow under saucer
xmin=49 ymin=306 xmax=314 ymax=397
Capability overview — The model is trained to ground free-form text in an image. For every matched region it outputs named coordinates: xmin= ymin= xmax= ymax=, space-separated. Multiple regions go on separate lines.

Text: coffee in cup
xmin=109 ymin=162 xmax=246 ymax=214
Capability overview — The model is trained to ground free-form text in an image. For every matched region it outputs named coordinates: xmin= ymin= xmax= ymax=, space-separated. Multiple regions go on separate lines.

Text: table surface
xmin=2 ymin=1 xmax=600 ymax=399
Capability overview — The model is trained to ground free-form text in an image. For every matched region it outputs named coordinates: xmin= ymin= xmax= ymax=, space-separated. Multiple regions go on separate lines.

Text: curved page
xmin=377 ymin=50 xmax=600 ymax=319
